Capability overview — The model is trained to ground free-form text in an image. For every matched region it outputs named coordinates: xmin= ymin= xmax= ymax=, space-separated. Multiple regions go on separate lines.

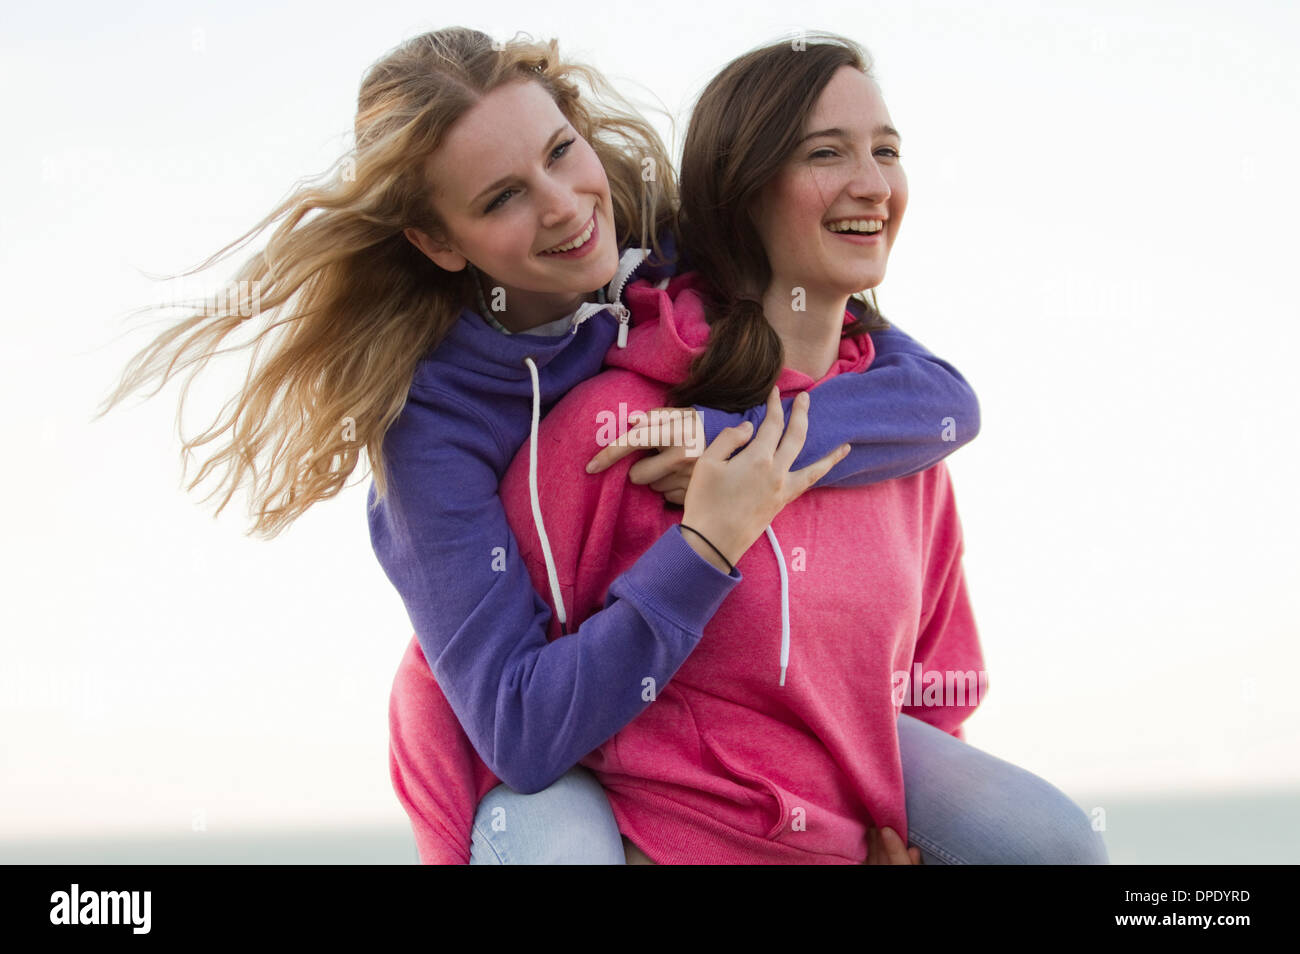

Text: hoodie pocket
xmin=698 ymin=731 xmax=791 ymax=841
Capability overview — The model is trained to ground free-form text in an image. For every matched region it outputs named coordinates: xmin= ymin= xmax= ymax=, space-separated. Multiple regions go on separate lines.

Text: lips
xmin=825 ymin=224 xmax=885 ymax=245
xmin=824 ymin=217 xmax=886 ymax=236
xmin=541 ymin=213 xmax=597 ymax=254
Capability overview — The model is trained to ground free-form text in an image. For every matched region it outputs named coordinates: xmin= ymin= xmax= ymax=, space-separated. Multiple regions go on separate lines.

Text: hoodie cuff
xmin=614 ymin=525 xmax=742 ymax=634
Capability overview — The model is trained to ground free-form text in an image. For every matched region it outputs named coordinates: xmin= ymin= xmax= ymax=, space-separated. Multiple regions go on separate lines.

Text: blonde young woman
xmin=99 ymin=28 xmax=980 ymax=864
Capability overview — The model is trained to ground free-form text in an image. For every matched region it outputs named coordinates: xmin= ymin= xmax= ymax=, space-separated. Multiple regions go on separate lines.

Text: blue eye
xmin=485 ymin=189 xmax=516 ymax=213
xmin=484 ymin=139 xmax=577 ymax=213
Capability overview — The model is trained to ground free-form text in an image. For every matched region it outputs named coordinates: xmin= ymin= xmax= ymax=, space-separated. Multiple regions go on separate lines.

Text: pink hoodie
xmin=388 ymin=271 xmax=987 ymax=864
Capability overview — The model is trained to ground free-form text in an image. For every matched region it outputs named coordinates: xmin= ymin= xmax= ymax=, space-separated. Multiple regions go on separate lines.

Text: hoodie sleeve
xmin=496 ymin=372 xmax=733 ymax=754
xmin=693 ymin=322 xmax=980 ymax=488
xmin=900 ymin=463 xmax=987 ymax=739
xmin=371 ymin=385 xmax=739 ymax=797
xmin=388 ymin=636 xmax=498 ymax=864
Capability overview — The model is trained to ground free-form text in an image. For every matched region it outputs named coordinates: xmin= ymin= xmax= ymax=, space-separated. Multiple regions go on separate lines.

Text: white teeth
xmin=544 ymin=217 xmax=596 ymax=253
xmin=826 ymin=218 xmax=884 ymax=234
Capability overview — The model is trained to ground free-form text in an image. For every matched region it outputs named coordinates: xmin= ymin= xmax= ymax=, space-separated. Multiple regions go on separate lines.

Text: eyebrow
xmin=798 ymin=123 xmax=903 ymax=145
xmin=470 ymin=124 xmax=570 ymax=208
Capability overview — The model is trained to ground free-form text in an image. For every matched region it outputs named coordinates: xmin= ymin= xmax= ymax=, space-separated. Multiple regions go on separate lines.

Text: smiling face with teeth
xmin=750 ymin=65 xmax=907 ymax=307
xmin=404 ymin=79 xmax=619 ymax=331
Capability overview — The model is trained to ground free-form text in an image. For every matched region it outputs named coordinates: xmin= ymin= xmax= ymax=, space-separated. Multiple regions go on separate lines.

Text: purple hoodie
xmin=370 ymin=242 xmax=980 ymax=794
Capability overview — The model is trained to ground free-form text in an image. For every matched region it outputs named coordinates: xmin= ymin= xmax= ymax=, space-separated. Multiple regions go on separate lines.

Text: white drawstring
xmin=523 ymin=356 xmax=569 ymax=635
xmin=517 ymin=249 xmax=649 ymax=636
xmin=765 ymin=525 xmax=791 ymax=686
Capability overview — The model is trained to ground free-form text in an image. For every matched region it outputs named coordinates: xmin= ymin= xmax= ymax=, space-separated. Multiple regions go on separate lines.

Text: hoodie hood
xmin=608 ymin=271 xmax=877 ymax=396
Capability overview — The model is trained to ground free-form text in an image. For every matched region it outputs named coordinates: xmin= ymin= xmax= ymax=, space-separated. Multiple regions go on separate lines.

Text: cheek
xmin=768 ymin=173 xmax=832 ymax=243
xmin=800 ymin=168 xmax=841 ymax=220
xmin=471 ymin=217 xmax=533 ymax=270
xmin=575 ymin=142 xmax=611 ymax=194
xmin=889 ymin=171 xmax=908 ymax=218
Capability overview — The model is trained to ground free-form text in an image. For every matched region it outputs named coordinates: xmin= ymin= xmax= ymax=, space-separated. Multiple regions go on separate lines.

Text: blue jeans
xmin=897 ymin=714 xmax=1108 ymax=864
xmin=468 ymin=713 xmax=1109 ymax=864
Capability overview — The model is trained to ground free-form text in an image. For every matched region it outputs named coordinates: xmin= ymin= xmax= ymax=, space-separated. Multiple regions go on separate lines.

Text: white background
xmin=2 ymin=0 xmax=1297 ymax=853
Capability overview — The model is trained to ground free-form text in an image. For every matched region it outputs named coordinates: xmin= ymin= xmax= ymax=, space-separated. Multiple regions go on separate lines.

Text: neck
xmin=760 ymin=279 xmax=850 ymax=381
xmin=473 ymin=270 xmax=598 ymax=333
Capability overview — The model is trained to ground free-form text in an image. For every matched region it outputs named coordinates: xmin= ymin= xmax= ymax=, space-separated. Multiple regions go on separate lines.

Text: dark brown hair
xmin=669 ymin=33 xmax=890 ymax=410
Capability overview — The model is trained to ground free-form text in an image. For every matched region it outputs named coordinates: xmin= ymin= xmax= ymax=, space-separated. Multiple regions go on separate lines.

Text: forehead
xmin=805 ymin=67 xmax=893 ymax=134
xmin=427 ymin=80 xmax=566 ymax=199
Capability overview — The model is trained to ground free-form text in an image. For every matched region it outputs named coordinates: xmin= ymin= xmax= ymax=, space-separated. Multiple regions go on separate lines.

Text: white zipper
xmin=608 ymin=249 xmax=646 ymax=304
xmin=571 ymin=248 xmax=648 ymax=348
xmin=613 ymin=303 xmax=630 ymax=348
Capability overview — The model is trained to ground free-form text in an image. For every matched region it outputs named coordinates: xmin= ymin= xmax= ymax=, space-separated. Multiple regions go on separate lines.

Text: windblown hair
xmin=669 ymin=33 xmax=890 ymax=411
xmin=96 ymin=27 xmax=678 ymax=537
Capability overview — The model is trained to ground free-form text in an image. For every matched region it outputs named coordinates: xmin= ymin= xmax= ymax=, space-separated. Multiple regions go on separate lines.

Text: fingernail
xmin=585 ymin=459 xmax=596 ymax=473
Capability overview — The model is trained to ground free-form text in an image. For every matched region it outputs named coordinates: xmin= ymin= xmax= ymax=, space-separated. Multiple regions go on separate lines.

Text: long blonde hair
xmin=96 ymin=27 xmax=678 ymax=538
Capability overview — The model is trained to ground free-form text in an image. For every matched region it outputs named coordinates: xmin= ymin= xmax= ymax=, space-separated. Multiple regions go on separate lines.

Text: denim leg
xmin=898 ymin=714 xmax=1110 ymax=865
xmin=469 ymin=765 xmax=627 ymax=865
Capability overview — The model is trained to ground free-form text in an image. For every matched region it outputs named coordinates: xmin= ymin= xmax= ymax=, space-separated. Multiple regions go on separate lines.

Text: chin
xmin=846 ymin=268 xmax=885 ymax=293
xmin=823 ymin=271 xmax=878 ymax=296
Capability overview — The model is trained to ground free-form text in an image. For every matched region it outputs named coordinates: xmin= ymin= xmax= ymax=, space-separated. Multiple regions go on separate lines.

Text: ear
xmin=404 ymin=226 xmax=469 ymax=272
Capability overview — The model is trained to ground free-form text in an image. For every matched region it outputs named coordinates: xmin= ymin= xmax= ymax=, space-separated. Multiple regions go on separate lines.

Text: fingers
xmin=788 ymin=443 xmax=850 ymax=498
xmin=586 ymin=408 xmax=704 ymax=473
xmin=586 ymin=439 xmax=643 ymax=474
xmin=651 ymin=476 xmax=690 ymax=507
xmin=649 ymin=470 xmax=691 ymax=493
xmin=880 ymin=827 xmax=914 ymax=865
xmin=771 ymin=390 xmax=811 ymax=473
xmin=628 ymin=446 xmax=685 ymax=485
xmin=747 ymin=385 xmax=787 ymax=457
xmin=864 ymin=826 xmax=882 ymax=865
xmin=909 ymin=846 xmax=923 ymax=865
xmin=866 ymin=827 xmax=912 ymax=864
xmin=701 ymin=419 xmax=754 ymax=462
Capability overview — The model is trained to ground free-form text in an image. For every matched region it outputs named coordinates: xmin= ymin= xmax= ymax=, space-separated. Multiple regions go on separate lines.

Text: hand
xmin=864 ymin=826 xmax=923 ymax=865
xmin=679 ymin=386 xmax=849 ymax=570
xmin=586 ymin=407 xmax=704 ymax=506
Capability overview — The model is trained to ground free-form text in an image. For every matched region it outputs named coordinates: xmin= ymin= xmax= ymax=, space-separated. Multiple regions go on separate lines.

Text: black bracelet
xmin=679 ymin=524 xmax=735 ymax=575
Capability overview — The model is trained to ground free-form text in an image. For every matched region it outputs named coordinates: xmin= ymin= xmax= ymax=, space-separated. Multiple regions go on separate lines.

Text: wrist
xmin=679 ymin=523 xmax=735 ymax=574
xmin=683 ymin=534 xmax=730 ymax=573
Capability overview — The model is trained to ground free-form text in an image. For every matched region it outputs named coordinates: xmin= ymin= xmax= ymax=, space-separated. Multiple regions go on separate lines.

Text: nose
xmin=536 ymin=175 xmax=583 ymax=232
xmin=846 ymin=154 xmax=891 ymax=204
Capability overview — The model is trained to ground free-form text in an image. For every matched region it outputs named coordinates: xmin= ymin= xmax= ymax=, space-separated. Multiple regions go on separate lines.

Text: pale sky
xmin=2 ymin=0 xmax=1297 ymax=840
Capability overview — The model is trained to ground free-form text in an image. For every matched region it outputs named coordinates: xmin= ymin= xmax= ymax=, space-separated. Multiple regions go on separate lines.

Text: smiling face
xmin=405 ymin=79 xmax=619 ymax=327
xmin=751 ymin=65 xmax=907 ymax=303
